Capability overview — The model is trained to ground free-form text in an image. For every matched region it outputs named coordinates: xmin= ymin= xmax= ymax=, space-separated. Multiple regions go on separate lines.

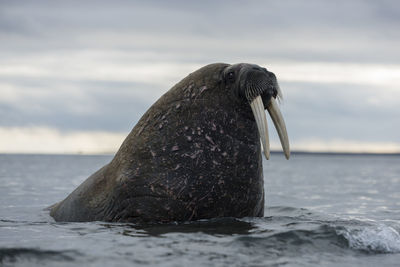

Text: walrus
xmin=50 ymin=63 xmax=290 ymax=223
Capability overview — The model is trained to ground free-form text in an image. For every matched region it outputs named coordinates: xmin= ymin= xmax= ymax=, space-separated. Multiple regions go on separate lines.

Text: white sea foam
xmin=338 ymin=224 xmax=400 ymax=253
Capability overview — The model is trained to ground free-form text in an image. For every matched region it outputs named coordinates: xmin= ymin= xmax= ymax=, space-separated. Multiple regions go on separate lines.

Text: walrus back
xmin=50 ymin=165 xmax=113 ymax=221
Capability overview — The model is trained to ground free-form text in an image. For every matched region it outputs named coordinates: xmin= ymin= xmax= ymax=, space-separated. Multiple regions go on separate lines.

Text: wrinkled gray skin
xmin=50 ymin=63 xmax=280 ymax=223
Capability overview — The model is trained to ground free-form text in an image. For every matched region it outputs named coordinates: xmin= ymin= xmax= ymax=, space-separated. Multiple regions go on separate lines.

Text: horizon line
xmin=1 ymin=150 xmax=399 ymax=157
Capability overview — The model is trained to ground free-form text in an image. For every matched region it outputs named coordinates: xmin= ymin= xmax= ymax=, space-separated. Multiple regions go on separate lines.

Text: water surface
xmin=1 ymin=153 xmax=399 ymax=266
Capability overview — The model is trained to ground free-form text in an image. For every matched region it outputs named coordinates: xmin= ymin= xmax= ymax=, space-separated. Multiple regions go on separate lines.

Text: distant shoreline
xmin=280 ymin=151 xmax=400 ymax=157
xmin=1 ymin=151 xmax=399 ymax=157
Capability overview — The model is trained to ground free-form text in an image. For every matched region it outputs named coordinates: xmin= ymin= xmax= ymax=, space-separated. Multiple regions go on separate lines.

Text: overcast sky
xmin=1 ymin=0 xmax=399 ymax=153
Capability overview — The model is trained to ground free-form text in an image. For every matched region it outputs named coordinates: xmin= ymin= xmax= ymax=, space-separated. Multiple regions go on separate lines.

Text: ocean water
xmin=0 ymin=153 xmax=399 ymax=267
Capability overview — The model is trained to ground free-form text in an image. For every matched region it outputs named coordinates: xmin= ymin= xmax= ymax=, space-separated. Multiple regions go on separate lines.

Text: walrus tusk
xmin=250 ymin=96 xmax=290 ymax=160
xmin=250 ymin=96 xmax=270 ymax=160
xmin=267 ymin=98 xmax=290 ymax=159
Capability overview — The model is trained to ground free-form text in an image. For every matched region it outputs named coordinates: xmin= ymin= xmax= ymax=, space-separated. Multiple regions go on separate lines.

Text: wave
xmin=0 ymin=248 xmax=81 ymax=265
xmin=257 ymin=207 xmax=400 ymax=254
xmin=122 ymin=207 xmax=400 ymax=255
xmin=261 ymin=223 xmax=400 ymax=254
xmin=3 ymin=206 xmax=399 ymax=263
xmin=336 ymin=224 xmax=400 ymax=253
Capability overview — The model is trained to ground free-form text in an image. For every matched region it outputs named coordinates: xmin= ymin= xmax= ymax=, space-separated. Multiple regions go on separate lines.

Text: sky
xmin=1 ymin=0 xmax=400 ymax=154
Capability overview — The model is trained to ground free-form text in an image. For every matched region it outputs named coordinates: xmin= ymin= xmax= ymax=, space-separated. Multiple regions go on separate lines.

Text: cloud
xmin=0 ymin=77 xmax=162 ymax=131
xmin=294 ymin=138 xmax=400 ymax=153
xmin=1 ymin=0 xmax=400 ymax=153
xmin=0 ymin=50 xmax=199 ymax=87
xmin=1 ymin=126 xmax=398 ymax=155
xmin=2 ymin=51 xmax=400 ymax=87
xmin=1 ymin=52 xmax=400 ymax=147
xmin=0 ymin=127 xmax=125 ymax=154
xmin=271 ymin=62 xmax=400 ymax=88
xmin=1 ymin=0 xmax=400 ymax=63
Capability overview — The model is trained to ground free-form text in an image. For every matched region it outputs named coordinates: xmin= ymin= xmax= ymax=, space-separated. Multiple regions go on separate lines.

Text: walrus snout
xmin=245 ymin=72 xmax=278 ymax=103
xmin=227 ymin=63 xmax=289 ymax=160
xmin=228 ymin=64 xmax=279 ymax=106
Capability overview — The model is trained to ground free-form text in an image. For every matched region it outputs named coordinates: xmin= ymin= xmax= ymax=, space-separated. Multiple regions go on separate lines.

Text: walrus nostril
xmin=251 ymin=67 xmax=268 ymax=73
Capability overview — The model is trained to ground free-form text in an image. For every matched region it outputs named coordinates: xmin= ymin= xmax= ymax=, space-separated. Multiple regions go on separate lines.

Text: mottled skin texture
xmin=51 ymin=63 xmax=275 ymax=223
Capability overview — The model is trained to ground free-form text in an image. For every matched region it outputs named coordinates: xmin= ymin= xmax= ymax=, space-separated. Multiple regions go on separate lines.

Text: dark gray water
xmin=1 ymin=153 xmax=399 ymax=266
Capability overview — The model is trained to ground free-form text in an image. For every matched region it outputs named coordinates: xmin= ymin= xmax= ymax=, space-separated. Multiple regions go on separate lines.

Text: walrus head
xmin=223 ymin=63 xmax=290 ymax=160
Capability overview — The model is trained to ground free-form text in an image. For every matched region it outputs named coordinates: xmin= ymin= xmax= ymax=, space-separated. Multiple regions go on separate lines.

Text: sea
xmin=0 ymin=153 xmax=399 ymax=267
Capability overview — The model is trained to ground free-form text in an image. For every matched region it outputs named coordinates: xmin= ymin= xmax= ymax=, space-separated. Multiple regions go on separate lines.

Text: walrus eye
xmin=227 ymin=71 xmax=235 ymax=82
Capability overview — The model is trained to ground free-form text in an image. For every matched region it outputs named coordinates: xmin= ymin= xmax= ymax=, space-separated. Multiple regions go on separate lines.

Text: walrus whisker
xmin=250 ymin=95 xmax=270 ymax=160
